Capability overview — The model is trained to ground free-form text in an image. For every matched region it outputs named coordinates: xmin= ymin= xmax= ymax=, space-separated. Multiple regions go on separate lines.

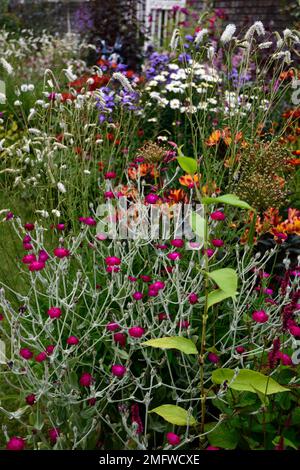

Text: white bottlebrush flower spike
xmin=220 ymin=24 xmax=237 ymax=44
xmin=57 ymin=182 xmax=66 ymax=193
xmin=0 ymin=58 xmax=13 ymax=75
xmin=112 ymin=72 xmax=134 ymax=93
xmin=194 ymin=28 xmax=208 ymax=46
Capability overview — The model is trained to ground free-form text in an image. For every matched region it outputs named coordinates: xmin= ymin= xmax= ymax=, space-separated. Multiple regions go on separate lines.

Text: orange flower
xmin=167 ymin=189 xmax=187 ymax=203
xmin=292 ymin=150 xmax=300 ymax=156
xmin=288 ymin=158 xmax=300 ymax=166
xmin=206 ymin=130 xmax=221 ymax=146
xmin=179 ymin=174 xmax=199 ymax=188
xmin=128 ymin=163 xmax=158 ymax=180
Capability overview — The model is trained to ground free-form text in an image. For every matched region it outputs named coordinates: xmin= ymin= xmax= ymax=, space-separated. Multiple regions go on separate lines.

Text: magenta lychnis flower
xmin=111 ymin=364 xmax=127 ymax=377
xmin=47 ymin=307 xmax=62 ymax=319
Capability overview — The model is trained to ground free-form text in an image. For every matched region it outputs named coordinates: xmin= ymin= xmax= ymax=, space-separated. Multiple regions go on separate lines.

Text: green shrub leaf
xmin=142 ymin=336 xmax=198 ymax=354
xmin=149 ymin=404 xmax=197 ymax=426
xmin=202 ymin=194 xmax=254 ymax=210
xmin=207 ymin=268 xmax=238 ymax=294
xmin=212 ymin=369 xmax=289 ymax=395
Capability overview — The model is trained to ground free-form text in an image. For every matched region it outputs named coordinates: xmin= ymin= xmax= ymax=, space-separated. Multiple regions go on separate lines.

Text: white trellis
xmin=138 ymin=0 xmax=187 ymax=46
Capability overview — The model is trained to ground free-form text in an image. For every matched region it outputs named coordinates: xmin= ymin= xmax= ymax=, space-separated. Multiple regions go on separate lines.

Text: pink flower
xmin=236 ymin=346 xmax=246 ymax=354
xmin=252 ymin=310 xmax=268 ymax=323
xmin=79 ymin=216 xmax=96 ymax=226
xmin=289 ymin=325 xmax=300 ymax=337
xmin=206 ymin=445 xmax=220 ymax=450
xmin=140 ymin=275 xmax=152 ymax=282
xmin=54 ymin=247 xmax=70 ymax=258
xmin=204 ymin=248 xmax=215 ymax=258
xmin=22 ymin=254 xmax=36 ymax=264
xmin=278 ymin=352 xmax=293 ymax=366
xmin=35 ymin=352 xmax=47 ymax=363
xmin=20 ymin=348 xmax=33 ymax=360
xmin=151 ymin=281 xmax=165 ymax=290
xmin=56 ymin=223 xmax=65 ymax=231
xmin=212 ymin=239 xmax=224 ymax=247
xmin=167 ymin=252 xmax=182 ymax=261
xmin=79 ymin=372 xmax=93 ymax=387
xmin=25 ymin=394 xmax=36 ymax=406
xmin=38 ymin=250 xmax=49 ymax=262
xmin=106 ymin=322 xmax=120 ymax=332
xmin=23 ymin=235 xmax=31 ymax=243
xmin=46 ymin=345 xmax=55 ymax=355
xmin=23 ymin=242 xmax=33 ymax=251
xmin=145 ymin=193 xmax=159 ymax=204
xmin=47 ymin=307 xmax=62 ymax=319
xmin=29 ymin=261 xmax=45 ymax=271
xmin=129 ymin=326 xmax=145 ymax=338
xmin=24 ymin=223 xmax=35 ymax=231
xmin=133 ymin=291 xmax=143 ymax=300
xmin=0 ymin=313 xmax=4 ymax=321
xmin=105 ymin=256 xmax=121 ymax=266
xmin=207 ymin=352 xmax=219 ymax=364
xmin=104 ymin=191 xmax=115 ymax=199
xmin=106 ymin=266 xmax=120 ymax=273
xmin=188 ymin=293 xmax=198 ymax=304
xmin=166 ymin=432 xmax=180 ymax=446
xmin=210 ymin=211 xmax=225 ymax=221
xmin=104 ymin=171 xmax=117 ymax=179
xmin=148 ymin=288 xmax=159 ymax=297
xmin=48 ymin=427 xmax=60 ymax=444
xmin=177 ymin=320 xmax=190 ymax=329
xmin=66 ymin=336 xmax=79 ymax=345
xmin=96 ymin=232 xmax=107 ymax=241
xmin=111 ymin=364 xmax=127 ymax=377
xmin=114 ymin=332 xmax=127 ymax=347
xmin=158 ymin=312 xmax=168 ymax=321
xmin=171 ymin=239 xmax=184 ymax=248
xmin=128 ymin=276 xmax=137 ymax=282
xmin=6 ymin=436 xmax=25 ymax=451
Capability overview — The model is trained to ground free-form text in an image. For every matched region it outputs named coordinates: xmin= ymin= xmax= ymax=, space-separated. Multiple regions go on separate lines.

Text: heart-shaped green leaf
xmin=207 ymin=268 xmax=238 ymax=294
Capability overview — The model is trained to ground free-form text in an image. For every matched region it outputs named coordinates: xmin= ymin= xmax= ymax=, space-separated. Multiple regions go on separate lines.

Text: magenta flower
xmin=106 ymin=322 xmax=120 ymax=332
xmin=29 ymin=261 xmax=45 ymax=272
xmin=206 ymin=445 xmax=220 ymax=450
xmin=171 ymin=239 xmax=184 ymax=248
xmin=38 ymin=250 xmax=49 ymax=262
xmin=79 ymin=216 xmax=96 ymax=226
xmin=236 ymin=346 xmax=246 ymax=354
xmin=35 ymin=352 xmax=47 ymax=363
xmin=47 ymin=307 xmax=62 ymax=319
xmin=46 ymin=345 xmax=55 ymax=355
xmin=79 ymin=372 xmax=94 ymax=387
xmin=25 ymin=394 xmax=36 ymax=406
xmin=252 ymin=310 xmax=268 ymax=323
xmin=129 ymin=326 xmax=145 ymax=338
xmin=166 ymin=432 xmax=181 ymax=446
xmin=133 ymin=291 xmax=143 ymax=300
xmin=104 ymin=171 xmax=117 ymax=179
xmin=105 ymin=256 xmax=121 ymax=266
xmin=111 ymin=364 xmax=127 ymax=377
xmin=167 ymin=252 xmax=182 ymax=261
xmin=140 ymin=275 xmax=152 ymax=282
xmin=114 ymin=332 xmax=127 ymax=347
xmin=24 ymin=223 xmax=35 ymax=231
xmin=104 ymin=191 xmax=115 ymax=199
xmin=212 ymin=239 xmax=224 ymax=247
xmin=210 ymin=211 xmax=225 ymax=221
xmin=66 ymin=336 xmax=79 ymax=345
xmin=188 ymin=293 xmax=198 ymax=304
xmin=56 ymin=223 xmax=65 ymax=231
xmin=54 ymin=247 xmax=70 ymax=258
xmin=145 ymin=193 xmax=159 ymax=204
xmin=6 ymin=436 xmax=25 ymax=451
xmin=20 ymin=348 xmax=33 ymax=360
xmin=22 ymin=254 xmax=36 ymax=264
xmin=48 ymin=427 xmax=60 ymax=444
xmin=207 ymin=352 xmax=219 ymax=364
xmin=151 ymin=281 xmax=165 ymax=290
xmin=289 ymin=325 xmax=300 ymax=337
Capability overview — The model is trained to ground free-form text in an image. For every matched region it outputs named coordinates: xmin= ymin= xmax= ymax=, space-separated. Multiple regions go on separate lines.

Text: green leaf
xmin=205 ymin=421 xmax=239 ymax=449
xmin=177 ymin=156 xmax=198 ymax=175
xmin=149 ymin=404 xmax=197 ymax=426
xmin=212 ymin=369 xmax=289 ymax=395
xmin=202 ymin=194 xmax=254 ymax=211
xmin=207 ymin=268 xmax=238 ymax=294
xmin=190 ymin=212 xmax=206 ymax=242
xmin=272 ymin=436 xmax=298 ymax=450
xmin=142 ymin=336 xmax=198 ymax=355
xmin=207 ymin=289 xmax=236 ymax=309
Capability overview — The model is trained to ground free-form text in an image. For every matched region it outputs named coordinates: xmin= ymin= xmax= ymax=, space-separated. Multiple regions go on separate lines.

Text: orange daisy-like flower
xmin=288 ymin=158 xmax=300 ymax=166
xmin=179 ymin=174 xmax=199 ymax=188
xmin=128 ymin=163 xmax=158 ymax=180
